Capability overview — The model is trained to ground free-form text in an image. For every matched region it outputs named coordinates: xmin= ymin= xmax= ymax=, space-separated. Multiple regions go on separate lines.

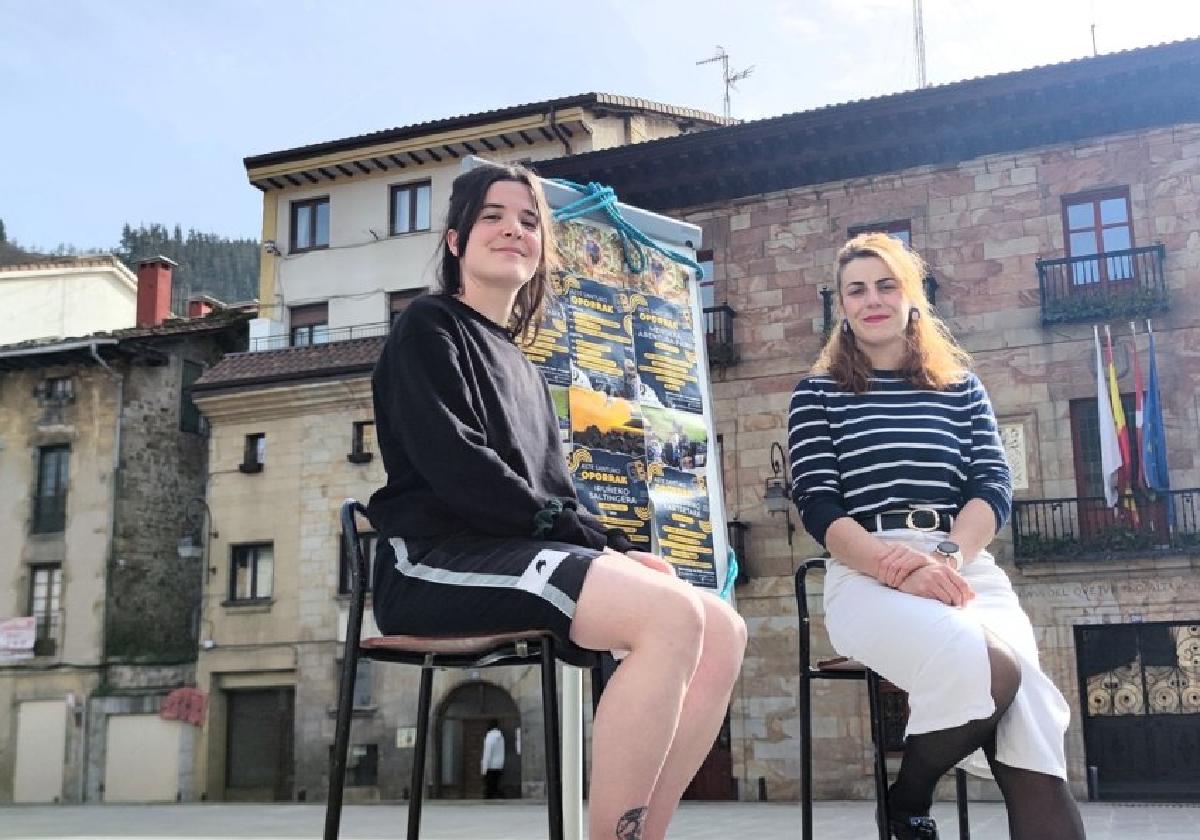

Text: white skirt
xmin=822 ymin=528 xmax=1070 ymax=780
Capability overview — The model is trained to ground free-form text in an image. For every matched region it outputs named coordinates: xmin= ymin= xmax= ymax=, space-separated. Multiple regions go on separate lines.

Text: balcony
xmin=1036 ymin=245 xmax=1168 ymax=326
xmin=703 ymin=305 xmax=738 ymax=367
xmin=251 ymin=321 xmax=390 ymax=352
xmin=32 ymin=493 xmax=67 ymax=534
xmin=1011 ymin=488 xmax=1200 ymax=565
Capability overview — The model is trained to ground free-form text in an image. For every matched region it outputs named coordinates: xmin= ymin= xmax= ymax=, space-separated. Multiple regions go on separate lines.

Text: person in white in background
xmin=481 ymin=719 xmax=505 ymax=799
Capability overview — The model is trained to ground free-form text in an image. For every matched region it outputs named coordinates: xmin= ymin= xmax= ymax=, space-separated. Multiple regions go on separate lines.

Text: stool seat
xmin=815 ymin=655 xmax=865 ymax=672
xmin=361 ymin=629 xmax=551 ymax=655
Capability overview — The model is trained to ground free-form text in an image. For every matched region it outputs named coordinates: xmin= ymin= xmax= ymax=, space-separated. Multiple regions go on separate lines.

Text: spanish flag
xmin=1104 ymin=325 xmax=1138 ymax=526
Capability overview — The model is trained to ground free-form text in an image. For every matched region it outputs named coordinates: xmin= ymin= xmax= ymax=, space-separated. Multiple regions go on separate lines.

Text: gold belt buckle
xmin=905 ymin=507 xmax=940 ymax=532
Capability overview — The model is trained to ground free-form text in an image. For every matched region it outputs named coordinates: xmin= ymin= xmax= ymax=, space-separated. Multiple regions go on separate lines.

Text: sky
xmin=2 ymin=0 xmax=1198 ymax=252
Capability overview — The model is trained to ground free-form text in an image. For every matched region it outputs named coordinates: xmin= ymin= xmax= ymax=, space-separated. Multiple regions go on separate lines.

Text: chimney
xmin=186 ymin=298 xmax=214 ymax=319
xmin=136 ymin=256 xmax=177 ymax=328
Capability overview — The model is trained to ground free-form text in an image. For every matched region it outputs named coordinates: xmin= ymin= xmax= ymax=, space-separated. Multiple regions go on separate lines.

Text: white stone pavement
xmin=1 ymin=801 xmax=1198 ymax=839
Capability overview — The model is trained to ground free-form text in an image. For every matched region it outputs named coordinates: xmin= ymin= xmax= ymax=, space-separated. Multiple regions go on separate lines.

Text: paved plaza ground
xmin=2 ymin=800 xmax=1198 ymax=839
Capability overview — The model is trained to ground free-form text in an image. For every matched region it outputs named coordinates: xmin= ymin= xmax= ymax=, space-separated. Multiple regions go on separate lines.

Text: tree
xmin=116 ymin=223 xmax=260 ymax=312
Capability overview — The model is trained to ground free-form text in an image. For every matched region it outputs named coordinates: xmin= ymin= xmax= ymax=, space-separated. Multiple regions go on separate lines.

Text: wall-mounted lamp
xmin=764 ymin=442 xmax=795 ymax=545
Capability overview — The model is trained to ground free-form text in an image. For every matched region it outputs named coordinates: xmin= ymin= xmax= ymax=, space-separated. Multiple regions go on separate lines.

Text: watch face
xmin=937 ymin=540 xmax=960 ymax=554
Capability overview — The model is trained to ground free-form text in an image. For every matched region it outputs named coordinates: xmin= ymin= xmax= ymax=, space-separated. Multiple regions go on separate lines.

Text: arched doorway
xmin=434 ymin=681 xmax=521 ymax=799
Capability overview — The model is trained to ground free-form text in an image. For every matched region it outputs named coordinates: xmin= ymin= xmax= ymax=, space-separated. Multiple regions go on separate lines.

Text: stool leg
xmin=866 ymin=672 xmax=890 ymax=840
xmin=322 ymin=653 xmax=359 ymax=840
xmin=407 ymin=665 xmax=434 ymax=840
xmin=955 ymin=767 xmax=970 ymax=840
xmin=799 ymin=667 xmax=813 ymax=840
xmin=541 ymin=640 xmax=564 ymax=840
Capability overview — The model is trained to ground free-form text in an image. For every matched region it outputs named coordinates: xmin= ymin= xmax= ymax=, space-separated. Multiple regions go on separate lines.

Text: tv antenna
xmin=913 ymin=0 xmax=928 ymax=88
xmin=697 ymin=46 xmax=754 ymax=120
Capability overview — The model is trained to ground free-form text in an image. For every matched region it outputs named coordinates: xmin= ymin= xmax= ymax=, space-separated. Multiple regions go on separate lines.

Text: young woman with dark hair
xmin=368 ymin=162 xmax=746 ymax=840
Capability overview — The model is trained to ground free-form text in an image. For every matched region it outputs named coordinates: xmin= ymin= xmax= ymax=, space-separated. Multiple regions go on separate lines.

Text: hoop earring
xmin=841 ymin=319 xmax=851 ymax=335
xmin=909 ymin=307 xmax=921 ymax=324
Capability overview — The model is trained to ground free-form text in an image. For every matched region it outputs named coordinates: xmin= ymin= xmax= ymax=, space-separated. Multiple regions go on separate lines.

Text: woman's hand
xmin=897 ymin=563 xmax=975 ymax=607
xmin=873 ymin=542 xmax=936 ymax=589
xmin=624 ymin=550 xmax=677 ymax=577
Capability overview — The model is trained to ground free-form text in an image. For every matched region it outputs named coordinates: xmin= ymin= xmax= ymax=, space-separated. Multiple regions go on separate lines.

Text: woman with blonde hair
xmin=789 ymin=233 xmax=1084 ymax=839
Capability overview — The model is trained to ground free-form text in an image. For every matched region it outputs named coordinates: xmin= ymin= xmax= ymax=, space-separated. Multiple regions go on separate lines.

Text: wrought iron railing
xmin=32 ymin=494 xmax=67 ymax=534
xmin=703 ymin=304 xmax=737 ymax=366
xmin=251 ymin=321 xmax=390 ymax=352
xmin=1036 ymin=244 xmax=1167 ymax=325
xmin=1011 ymin=488 xmax=1200 ymax=564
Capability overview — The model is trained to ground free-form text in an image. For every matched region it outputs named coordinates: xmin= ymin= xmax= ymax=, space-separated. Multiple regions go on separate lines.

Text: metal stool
xmin=796 ymin=558 xmax=970 ymax=840
xmin=325 ymin=499 xmax=590 ymax=840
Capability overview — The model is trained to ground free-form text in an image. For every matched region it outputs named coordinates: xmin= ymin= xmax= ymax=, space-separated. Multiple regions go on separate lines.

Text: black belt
xmin=854 ymin=508 xmax=954 ymax=534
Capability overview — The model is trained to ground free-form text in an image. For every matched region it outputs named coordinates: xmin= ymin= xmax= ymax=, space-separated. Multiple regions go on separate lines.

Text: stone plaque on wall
xmin=1000 ymin=423 xmax=1029 ymax=491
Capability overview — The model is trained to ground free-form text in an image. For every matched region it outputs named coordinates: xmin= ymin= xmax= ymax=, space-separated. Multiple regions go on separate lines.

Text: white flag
xmin=1094 ymin=325 xmax=1121 ymax=507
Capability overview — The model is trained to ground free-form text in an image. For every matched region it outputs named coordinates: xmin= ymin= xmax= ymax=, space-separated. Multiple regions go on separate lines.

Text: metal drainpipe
xmin=86 ymin=341 xmax=124 ymax=803
xmin=547 ymin=108 xmax=571 ymax=157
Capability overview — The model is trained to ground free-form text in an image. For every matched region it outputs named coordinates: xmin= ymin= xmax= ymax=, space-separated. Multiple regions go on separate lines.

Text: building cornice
xmin=194 ymin=376 xmax=371 ymax=424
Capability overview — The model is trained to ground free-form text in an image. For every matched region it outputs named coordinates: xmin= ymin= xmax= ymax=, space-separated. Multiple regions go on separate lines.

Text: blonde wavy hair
xmin=813 ymin=232 xmax=970 ymax=393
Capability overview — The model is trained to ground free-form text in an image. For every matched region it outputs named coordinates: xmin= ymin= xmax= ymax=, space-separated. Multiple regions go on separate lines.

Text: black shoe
xmin=888 ymin=815 xmax=939 ymax=839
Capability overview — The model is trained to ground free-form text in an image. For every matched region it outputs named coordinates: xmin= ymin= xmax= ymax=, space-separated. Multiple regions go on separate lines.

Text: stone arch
xmin=433 ymin=680 xmax=521 ymax=799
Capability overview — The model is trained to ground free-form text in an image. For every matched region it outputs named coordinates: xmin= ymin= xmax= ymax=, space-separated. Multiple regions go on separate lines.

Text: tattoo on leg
xmin=615 ymin=806 xmax=648 ymax=840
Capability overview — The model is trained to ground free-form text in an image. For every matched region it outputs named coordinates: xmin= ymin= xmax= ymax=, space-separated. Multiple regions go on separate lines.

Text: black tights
xmin=888 ymin=632 xmax=1086 ymax=839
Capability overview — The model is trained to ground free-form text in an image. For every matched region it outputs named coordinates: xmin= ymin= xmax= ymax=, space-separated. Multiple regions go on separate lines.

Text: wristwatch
xmin=934 ymin=540 xmax=964 ymax=571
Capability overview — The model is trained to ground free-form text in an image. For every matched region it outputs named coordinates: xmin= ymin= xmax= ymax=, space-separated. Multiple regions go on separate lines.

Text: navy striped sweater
xmin=787 ymin=371 xmax=1012 ymax=547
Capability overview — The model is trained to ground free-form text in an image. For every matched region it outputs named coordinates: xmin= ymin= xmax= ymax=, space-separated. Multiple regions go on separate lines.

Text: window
xmin=230 ymin=543 xmax=273 ymax=602
xmin=180 ymin=361 xmax=204 ymax=433
xmin=240 ymin=433 xmax=265 ymax=473
xmin=337 ymin=658 xmax=374 ymax=708
xmin=1062 ymin=188 xmax=1135 ymax=286
xmin=388 ymin=289 xmax=424 ymax=324
xmin=32 ymin=445 xmax=69 ymax=533
xmin=29 ymin=564 xmax=62 ymax=656
xmin=348 ymin=421 xmax=375 ymax=464
xmin=390 ymin=181 xmax=432 ymax=236
xmin=848 ymin=220 xmax=912 ymax=248
xmin=346 ymin=744 xmax=378 ymax=787
xmin=338 ymin=531 xmax=377 ymax=595
xmin=290 ymin=196 xmax=330 ymax=252
xmin=289 ymin=302 xmax=329 ymax=347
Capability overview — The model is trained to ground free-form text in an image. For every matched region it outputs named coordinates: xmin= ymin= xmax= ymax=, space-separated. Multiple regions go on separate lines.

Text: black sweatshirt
xmin=367 ymin=294 xmax=634 ymax=553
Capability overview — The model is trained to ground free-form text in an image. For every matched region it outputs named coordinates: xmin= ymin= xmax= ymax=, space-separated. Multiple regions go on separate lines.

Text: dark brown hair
xmin=437 ymin=162 xmax=559 ymax=342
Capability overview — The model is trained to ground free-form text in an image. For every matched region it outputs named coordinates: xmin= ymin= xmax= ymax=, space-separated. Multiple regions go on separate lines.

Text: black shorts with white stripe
xmin=372 ymin=534 xmax=603 ymax=666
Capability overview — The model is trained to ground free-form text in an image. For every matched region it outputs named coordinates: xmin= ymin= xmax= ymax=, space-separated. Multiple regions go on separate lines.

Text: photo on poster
xmin=628 ymin=292 xmax=703 ymax=414
xmin=643 ymin=405 xmax=708 ymax=475
xmin=522 ymin=291 xmax=571 ymax=387
xmin=555 ymin=220 xmax=623 ymax=285
xmin=562 ymin=275 xmax=635 ymax=397
xmin=568 ymin=386 xmax=646 ymax=460
xmin=549 ymin=385 xmax=571 ymax=457
xmin=647 ymin=463 xmax=717 ymax=589
xmin=625 ymin=251 xmax=690 ymax=308
xmin=567 ymin=446 xmax=652 ymax=549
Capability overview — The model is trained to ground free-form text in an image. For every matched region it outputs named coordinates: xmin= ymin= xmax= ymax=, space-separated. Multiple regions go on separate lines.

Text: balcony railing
xmin=251 ymin=321 xmax=390 ymax=352
xmin=32 ymin=494 xmax=67 ymax=534
xmin=703 ymin=304 xmax=738 ymax=367
xmin=1012 ymin=488 xmax=1200 ymax=564
xmin=1036 ymin=244 xmax=1168 ymax=326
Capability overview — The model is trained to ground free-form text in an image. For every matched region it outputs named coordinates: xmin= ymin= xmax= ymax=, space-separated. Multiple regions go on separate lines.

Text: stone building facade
xmin=0 ymin=260 xmax=247 ymax=803
xmin=542 ymin=39 xmax=1200 ymax=802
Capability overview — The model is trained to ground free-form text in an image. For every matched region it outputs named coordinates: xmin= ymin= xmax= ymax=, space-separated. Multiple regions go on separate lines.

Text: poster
xmin=647 ymin=464 xmax=717 ymax=588
xmin=629 ymin=292 xmax=703 ymax=414
xmin=568 ymin=446 xmax=652 ymax=549
xmin=518 ymin=213 xmax=721 ymax=590
xmin=525 ymin=293 xmax=572 ymax=387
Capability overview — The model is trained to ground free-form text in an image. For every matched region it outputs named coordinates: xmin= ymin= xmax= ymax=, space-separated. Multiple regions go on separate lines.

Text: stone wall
xmin=679 ymin=122 xmax=1200 ymax=799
